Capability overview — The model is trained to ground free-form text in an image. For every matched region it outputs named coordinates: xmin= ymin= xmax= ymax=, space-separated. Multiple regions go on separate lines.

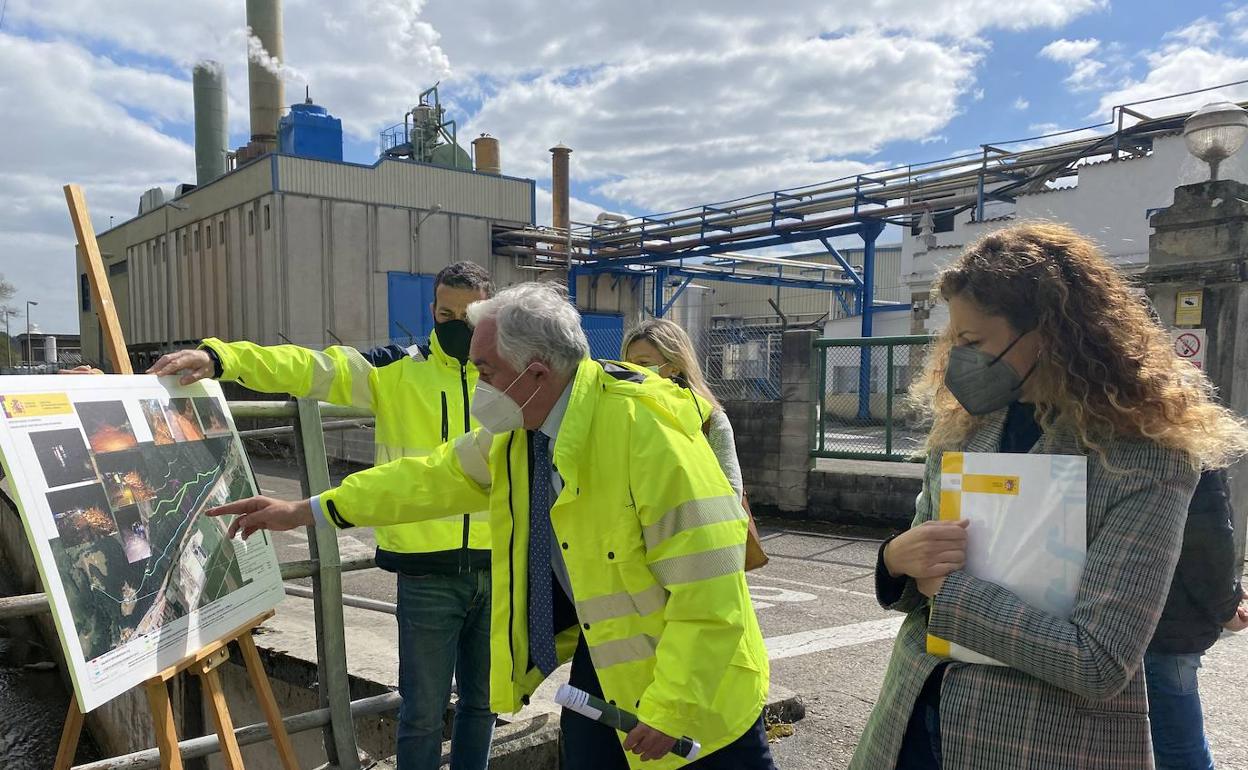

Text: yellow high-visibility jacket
xmin=202 ymin=332 xmax=490 ymax=572
xmin=317 ymin=359 xmax=768 ymax=768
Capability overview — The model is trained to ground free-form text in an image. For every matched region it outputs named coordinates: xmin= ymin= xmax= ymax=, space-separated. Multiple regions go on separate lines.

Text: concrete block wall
xmin=723 ymin=400 xmax=782 ymax=508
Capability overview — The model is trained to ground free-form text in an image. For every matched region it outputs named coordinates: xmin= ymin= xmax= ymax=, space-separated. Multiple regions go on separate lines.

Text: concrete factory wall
xmin=80 ymin=156 xmax=536 ymax=365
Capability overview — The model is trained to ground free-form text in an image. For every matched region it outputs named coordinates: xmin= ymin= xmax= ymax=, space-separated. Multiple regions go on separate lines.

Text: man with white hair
xmin=212 ymin=282 xmax=775 ymax=769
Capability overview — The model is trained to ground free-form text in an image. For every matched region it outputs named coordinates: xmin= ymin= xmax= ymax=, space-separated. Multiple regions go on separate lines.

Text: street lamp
xmin=1183 ymin=101 xmax=1248 ymax=182
xmin=26 ymin=300 xmax=38 ymax=365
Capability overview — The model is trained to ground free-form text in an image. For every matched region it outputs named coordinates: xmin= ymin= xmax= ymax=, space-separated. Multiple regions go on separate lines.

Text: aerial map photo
xmin=46 ymin=427 xmax=254 ymax=661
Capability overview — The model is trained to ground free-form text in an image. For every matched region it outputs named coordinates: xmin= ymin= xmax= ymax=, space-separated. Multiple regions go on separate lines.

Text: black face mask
xmin=434 ymin=319 xmax=472 ymax=363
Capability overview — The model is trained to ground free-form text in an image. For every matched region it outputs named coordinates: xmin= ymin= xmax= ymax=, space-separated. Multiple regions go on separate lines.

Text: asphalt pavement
xmin=253 ymin=460 xmax=1248 ymax=769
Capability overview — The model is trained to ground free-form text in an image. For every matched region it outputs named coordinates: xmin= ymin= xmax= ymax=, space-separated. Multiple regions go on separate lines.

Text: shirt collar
xmin=538 ymin=380 xmax=574 ymax=443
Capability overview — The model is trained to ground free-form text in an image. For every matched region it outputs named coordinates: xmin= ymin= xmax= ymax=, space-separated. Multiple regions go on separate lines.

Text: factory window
xmin=108 ymin=260 xmax=128 ymax=277
xmin=194 ymin=228 xmax=200 ymax=252
xmin=219 ymin=220 xmax=226 ymax=244
xmin=206 ymin=224 xmax=212 ymax=246
xmin=264 ymin=204 xmax=271 ymax=230
xmin=174 ymin=232 xmax=181 ymax=258
xmin=248 ymin=211 xmax=254 ymax=235
xmin=80 ymin=274 xmax=91 ymax=312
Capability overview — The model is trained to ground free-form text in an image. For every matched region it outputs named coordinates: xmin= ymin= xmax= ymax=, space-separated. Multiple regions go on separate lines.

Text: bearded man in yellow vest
xmin=209 ymin=282 xmax=775 ymax=770
xmin=150 ymin=262 xmax=496 ymax=770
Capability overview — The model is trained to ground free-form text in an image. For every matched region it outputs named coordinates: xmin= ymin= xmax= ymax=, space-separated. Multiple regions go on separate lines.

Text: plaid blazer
xmin=850 ymin=409 xmax=1198 ymax=770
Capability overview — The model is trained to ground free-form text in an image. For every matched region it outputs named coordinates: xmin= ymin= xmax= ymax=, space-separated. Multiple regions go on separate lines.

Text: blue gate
xmin=387 ymin=272 xmax=435 ymax=345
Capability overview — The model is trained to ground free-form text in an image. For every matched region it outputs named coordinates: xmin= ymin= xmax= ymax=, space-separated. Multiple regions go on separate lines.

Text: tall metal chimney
xmin=550 ymin=144 xmax=572 ymax=236
xmin=192 ymin=61 xmax=228 ymax=185
xmin=246 ymin=0 xmax=285 ymax=150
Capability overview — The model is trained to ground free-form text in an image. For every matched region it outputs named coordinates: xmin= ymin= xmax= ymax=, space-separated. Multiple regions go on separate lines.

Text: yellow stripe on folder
xmin=941 ymin=452 xmax=964 ymax=475
xmin=938 ymin=490 xmax=961 ymax=521
xmin=962 ymin=474 xmax=1021 ymax=495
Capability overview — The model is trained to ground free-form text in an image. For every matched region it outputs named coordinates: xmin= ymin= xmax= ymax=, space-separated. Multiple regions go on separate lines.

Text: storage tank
xmin=667 ymin=283 xmax=713 ymax=364
xmin=43 ymin=335 xmax=58 ymax=364
xmin=279 ymin=94 xmax=343 ymax=161
xmin=192 ymin=61 xmax=228 ymax=185
xmin=246 ymin=0 xmax=285 ymax=149
xmin=472 ymin=134 xmax=501 ymax=174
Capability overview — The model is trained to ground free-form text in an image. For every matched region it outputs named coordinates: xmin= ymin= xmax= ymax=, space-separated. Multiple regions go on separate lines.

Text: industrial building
xmin=79 ymin=0 xmax=641 ymax=371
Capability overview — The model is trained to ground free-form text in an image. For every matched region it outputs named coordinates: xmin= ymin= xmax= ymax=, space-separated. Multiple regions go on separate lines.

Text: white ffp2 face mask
xmin=470 ymin=365 xmax=539 ymax=434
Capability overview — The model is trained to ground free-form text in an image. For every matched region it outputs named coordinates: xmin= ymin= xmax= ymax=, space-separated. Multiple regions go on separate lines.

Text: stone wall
xmin=723 ymin=400 xmax=782 ymax=509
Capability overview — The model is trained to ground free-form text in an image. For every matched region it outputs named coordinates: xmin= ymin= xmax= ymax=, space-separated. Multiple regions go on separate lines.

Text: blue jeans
xmin=396 ymin=570 xmax=495 ymax=770
xmin=1145 ymin=651 xmax=1215 ymax=770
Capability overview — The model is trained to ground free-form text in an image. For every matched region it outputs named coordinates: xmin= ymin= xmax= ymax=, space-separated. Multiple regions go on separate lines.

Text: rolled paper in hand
xmin=554 ymin=683 xmax=701 ymax=760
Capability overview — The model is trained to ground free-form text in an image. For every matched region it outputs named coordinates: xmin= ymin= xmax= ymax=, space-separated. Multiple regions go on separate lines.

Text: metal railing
xmin=813 ymin=335 xmax=933 ymax=461
xmin=0 ymin=398 xmax=382 ymax=770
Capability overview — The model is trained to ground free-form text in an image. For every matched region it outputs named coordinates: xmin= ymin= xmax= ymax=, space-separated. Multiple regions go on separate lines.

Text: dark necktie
xmin=528 ymin=431 xmax=558 ymax=675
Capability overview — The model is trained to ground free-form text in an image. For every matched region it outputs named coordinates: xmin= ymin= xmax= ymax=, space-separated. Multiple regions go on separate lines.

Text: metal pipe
xmin=550 ymin=144 xmax=572 ymax=251
xmin=71 ymin=692 xmax=401 ymax=770
xmin=192 ymin=61 xmax=228 ymax=186
xmin=237 ymin=418 xmax=374 ymax=439
xmin=283 ymin=584 xmax=396 ymax=615
xmin=0 ymin=558 xmax=380 ymax=619
xmin=279 ymin=557 xmax=376 ymax=581
xmin=226 ymin=401 xmax=372 ymax=419
xmin=246 ymin=0 xmax=285 ymax=149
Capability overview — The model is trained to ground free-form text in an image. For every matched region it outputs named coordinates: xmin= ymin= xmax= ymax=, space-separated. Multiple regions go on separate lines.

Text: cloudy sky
xmin=2 ymin=0 xmax=1247 ymax=333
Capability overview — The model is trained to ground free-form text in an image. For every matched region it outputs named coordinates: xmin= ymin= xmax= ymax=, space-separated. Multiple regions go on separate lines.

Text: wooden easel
xmin=53 ymin=187 xmax=298 ymax=769
xmin=55 ymin=611 xmax=299 ymax=770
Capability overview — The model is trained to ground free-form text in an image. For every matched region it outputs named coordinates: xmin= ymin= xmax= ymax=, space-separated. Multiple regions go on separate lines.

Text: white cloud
xmin=466 ymin=32 xmax=980 ymax=212
xmin=0 ymin=0 xmax=1111 ymax=331
xmin=1013 ymin=97 xmax=1030 ymax=110
xmin=1039 ymin=37 xmax=1114 ymax=92
xmin=0 ymin=34 xmax=193 ymax=335
xmin=1096 ymin=8 xmax=1248 ymax=117
xmin=1168 ymin=18 xmax=1219 ymax=47
xmin=1039 ymin=37 xmax=1101 ymax=62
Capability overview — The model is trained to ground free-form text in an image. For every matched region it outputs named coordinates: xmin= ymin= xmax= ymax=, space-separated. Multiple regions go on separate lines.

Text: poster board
xmin=0 ymin=375 xmax=283 ymax=712
xmin=927 ymin=451 xmax=1087 ymax=665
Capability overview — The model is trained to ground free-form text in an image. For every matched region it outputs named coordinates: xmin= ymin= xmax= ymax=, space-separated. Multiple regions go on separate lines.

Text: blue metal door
xmin=387 ymin=272 xmax=436 ymax=345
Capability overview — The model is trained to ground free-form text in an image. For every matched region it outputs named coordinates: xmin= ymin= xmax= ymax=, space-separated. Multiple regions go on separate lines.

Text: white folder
xmin=927 ymin=451 xmax=1088 ymax=665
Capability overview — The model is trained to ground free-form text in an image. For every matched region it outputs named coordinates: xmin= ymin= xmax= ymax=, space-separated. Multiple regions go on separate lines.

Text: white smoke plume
xmin=247 ymin=28 xmax=305 ymax=85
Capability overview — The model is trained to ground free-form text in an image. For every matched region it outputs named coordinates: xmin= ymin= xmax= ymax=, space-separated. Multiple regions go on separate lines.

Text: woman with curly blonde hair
xmin=851 ymin=222 xmax=1248 ymax=770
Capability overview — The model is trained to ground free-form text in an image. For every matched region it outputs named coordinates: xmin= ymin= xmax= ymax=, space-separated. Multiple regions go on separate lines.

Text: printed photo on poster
xmin=166 ymin=398 xmax=205 ymax=442
xmin=95 ymin=445 xmax=159 ymax=509
xmin=46 ymin=484 xmax=118 ymax=548
xmin=112 ymin=503 xmax=153 ymax=564
xmin=139 ymin=400 xmax=177 ymax=446
xmin=192 ymin=397 xmax=230 ymax=437
xmin=30 ymin=428 xmax=96 ymax=488
xmin=74 ymin=401 xmax=139 ymax=454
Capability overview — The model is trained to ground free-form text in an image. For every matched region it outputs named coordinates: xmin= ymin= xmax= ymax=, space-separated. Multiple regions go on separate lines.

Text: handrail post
xmin=885 ymin=343 xmax=896 ymax=459
xmin=291 ymin=397 xmax=360 ymax=769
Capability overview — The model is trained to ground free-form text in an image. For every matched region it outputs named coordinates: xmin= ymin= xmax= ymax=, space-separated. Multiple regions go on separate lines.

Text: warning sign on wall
xmin=1171 ymin=328 xmax=1206 ymax=370
xmin=1176 ymin=290 xmax=1203 ymax=326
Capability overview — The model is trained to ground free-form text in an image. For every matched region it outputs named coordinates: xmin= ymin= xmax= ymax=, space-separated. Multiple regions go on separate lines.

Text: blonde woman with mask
xmin=623 ymin=319 xmax=743 ymax=498
xmin=853 ymin=222 xmax=1248 ymax=770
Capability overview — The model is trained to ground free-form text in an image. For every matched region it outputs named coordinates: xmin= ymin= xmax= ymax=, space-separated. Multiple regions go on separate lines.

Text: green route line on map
xmin=88 ymin=459 xmax=229 ymax=605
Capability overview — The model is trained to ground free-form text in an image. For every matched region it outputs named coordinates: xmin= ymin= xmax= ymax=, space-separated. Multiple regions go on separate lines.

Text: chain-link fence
xmin=696 ymin=325 xmax=784 ymax=402
xmin=814 ymin=335 xmax=933 ymax=461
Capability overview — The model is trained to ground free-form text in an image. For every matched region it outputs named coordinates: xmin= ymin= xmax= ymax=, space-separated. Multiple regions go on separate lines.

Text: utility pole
xmin=2 ymin=307 xmax=15 ymax=368
xmin=25 ymin=300 xmax=38 ymax=365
